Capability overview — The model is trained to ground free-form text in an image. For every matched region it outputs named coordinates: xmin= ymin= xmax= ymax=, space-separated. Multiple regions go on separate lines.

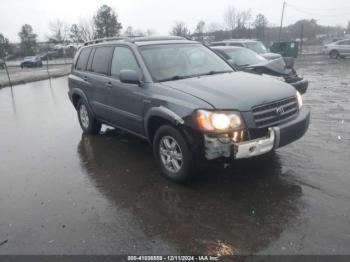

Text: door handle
xmin=106 ymin=82 xmax=113 ymax=88
xmin=83 ymin=75 xmax=88 ymax=81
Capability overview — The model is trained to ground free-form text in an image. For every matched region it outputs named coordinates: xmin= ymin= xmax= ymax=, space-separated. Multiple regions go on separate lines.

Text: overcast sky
xmin=0 ymin=0 xmax=349 ymax=42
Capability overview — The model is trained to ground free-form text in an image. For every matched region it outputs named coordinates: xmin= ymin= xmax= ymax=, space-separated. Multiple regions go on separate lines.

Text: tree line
xmin=1 ymin=4 xmax=349 ymax=58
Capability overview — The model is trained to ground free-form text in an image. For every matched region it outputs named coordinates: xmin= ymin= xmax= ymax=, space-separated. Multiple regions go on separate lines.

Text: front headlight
xmin=197 ymin=110 xmax=243 ymax=131
xmin=296 ymin=91 xmax=303 ymax=109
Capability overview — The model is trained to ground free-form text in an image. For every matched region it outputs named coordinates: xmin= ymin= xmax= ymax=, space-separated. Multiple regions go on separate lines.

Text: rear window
xmin=75 ymin=48 xmax=91 ymax=71
xmin=91 ymin=46 xmax=114 ymax=75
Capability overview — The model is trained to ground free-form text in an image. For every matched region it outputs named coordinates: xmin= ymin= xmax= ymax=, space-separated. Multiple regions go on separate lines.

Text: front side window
xmin=76 ymin=48 xmax=91 ymax=71
xmin=223 ymin=48 xmax=267 ymax=66
xmin=339 ymin=40 xmax=350 ymax=45
xmin=140 ymin=43 xmax=233 ymax=82
xmin=91 ymin=46 xmax=114 ymax=75
xmin=111 ymin=47 xmax=140 ymax=78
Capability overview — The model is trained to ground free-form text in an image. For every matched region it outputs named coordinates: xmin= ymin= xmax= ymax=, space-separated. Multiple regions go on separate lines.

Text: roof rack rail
xmin=131 ymin=36 xmax=186 ymax=42
xmin=83 ymin=37 xmax=131 ymax=46
xmin=83 ymin=35 xmax=190 ymax=46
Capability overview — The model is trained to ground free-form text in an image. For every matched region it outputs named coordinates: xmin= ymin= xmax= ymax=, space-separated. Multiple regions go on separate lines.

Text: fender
xmin=69 ymin=88 xmax=96 ymax=117
xmin=144 ymin=106 xmax=185 ymax=139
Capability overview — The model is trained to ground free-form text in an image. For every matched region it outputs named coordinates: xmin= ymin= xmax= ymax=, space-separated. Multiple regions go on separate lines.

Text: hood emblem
xmin=276 ymin=106 xmax=285 ymax=115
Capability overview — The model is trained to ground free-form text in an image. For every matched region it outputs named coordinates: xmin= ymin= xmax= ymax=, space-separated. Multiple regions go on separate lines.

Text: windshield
xmin=245 ymin=42 xmax=268 ymax=54
xmin=222 ymin=48 xmax=267 ymax=66
xmin=140 ymin=43 xmax=233 ymax=82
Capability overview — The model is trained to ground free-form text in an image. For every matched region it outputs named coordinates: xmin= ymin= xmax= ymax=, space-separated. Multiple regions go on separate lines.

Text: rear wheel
xmin=77 ymin=100 xmax=101 ymax=134
xmin=329 ymin=50 xmax=339 ymax=59
xmin=153 ymin=125 xmax=195 ymax=183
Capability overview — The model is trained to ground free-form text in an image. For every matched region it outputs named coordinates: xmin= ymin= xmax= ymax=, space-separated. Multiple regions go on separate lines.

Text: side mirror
xmin=119 ymin=69 xmax=141 ymax=85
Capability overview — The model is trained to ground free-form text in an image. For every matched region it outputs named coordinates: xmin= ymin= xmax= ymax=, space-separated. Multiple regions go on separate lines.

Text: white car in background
xmin=323 ymin=39 xmax=350 ymax=59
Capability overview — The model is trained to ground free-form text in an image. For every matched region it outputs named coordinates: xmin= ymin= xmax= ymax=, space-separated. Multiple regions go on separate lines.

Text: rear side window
xmin=111 ymin=47 xmax=140 ymax=78
xmin=229 ymin=43 xmax=244 ymax=47
xmin=91 ymin=46 xmax=114 ymax=75
xmin=75 ymin=48 xmax=91 ymax=71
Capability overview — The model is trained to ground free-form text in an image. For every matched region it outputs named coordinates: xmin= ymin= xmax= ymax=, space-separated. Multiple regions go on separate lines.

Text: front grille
xmin=252 ymin=97 xmax=298 ymax=128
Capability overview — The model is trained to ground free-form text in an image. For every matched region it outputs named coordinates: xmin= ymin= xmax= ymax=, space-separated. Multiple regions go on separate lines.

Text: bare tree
xmin=254 ymin=14 xmax=268 ymax=40
xmin=224 ymin=6 xmax=236 ymax=38
xmin=69 ymin=24 xmax=83 ymax=43
xmin=194 ymin=21 xmax=206 ymax=41
xmin=48 ymin=19 xmax=69 ymax=43
xmin=236 ymin=9 xmax=252 ymax=37
xmin=170 ymin=21 xmax=190 ymax=37
xmin=207 ymin=22 xmax=223 ymax=33
xmin=78 ymin=18 xmax=96 ymax=42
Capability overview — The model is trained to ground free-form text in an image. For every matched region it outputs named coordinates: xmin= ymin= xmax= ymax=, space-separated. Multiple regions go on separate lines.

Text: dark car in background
xmin=211 ymin=39 xmax=282 ymax=60
xmin=20 ymin=56 xmax=43 ymax=68
xmin=212 ymin=46 xmax=308 ymax=94
xmin=68 ymin=36 xmax=310 ymax=183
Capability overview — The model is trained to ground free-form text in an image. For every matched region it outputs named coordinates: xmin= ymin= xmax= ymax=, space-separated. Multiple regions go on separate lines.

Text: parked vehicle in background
xmin=68 ymin=36 xmax=310 ymax=183
xmin=323 ymin=39 xmax=350 ymax=58
xmin=20 ymin=56 xmax=43 ymax=68
xmin=0 ymin=59 xmax=5 ymax=69
xmin=40 ymin=50 xmax=60 ymax=60
xmin=212 ymin=46 xmax=308 ymax=94
xmin=211 ymin=39 xmax=282 ymax=60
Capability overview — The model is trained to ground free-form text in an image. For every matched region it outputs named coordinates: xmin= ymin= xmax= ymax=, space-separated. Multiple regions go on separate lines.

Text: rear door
xmin=70 ymin=47 xmax=92 ymax=94
xmin=106 ymin=46 xmax=145 ymax=134
xmin=85 ymin=46 xmax=115 ymax=120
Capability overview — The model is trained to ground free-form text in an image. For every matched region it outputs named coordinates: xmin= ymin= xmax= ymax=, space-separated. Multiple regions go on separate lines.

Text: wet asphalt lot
xmin=0 ymin=56 xmax=349 ymax=255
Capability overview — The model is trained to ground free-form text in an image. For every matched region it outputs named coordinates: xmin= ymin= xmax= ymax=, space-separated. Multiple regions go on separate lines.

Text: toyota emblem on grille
xmin=276 ymin=106 xmax=285 ymax=115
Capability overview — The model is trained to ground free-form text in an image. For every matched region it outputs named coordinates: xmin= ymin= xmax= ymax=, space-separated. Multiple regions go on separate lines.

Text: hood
xmin=260 ymin=52 xmax=282 ymax=60
xmin=246 ymin=57 xmax=290 ymax=75
xmin=160 ymin=72 xmax=297 ymax=111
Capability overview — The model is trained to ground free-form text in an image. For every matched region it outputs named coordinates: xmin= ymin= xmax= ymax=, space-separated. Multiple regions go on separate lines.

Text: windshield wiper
xmin=158 ymin=75 xmax=195 ymax=82
xmin=199 ymin=70 xmax=232 ymax=76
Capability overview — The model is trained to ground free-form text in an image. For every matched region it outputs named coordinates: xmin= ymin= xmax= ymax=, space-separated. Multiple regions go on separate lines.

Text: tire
xmin=329 ymin=50 xmax=339 ymax=59
xmin=77 ymin=99 xmax=101 ymax=134
xmin=153 ymin=125 xmax=195 ymax=183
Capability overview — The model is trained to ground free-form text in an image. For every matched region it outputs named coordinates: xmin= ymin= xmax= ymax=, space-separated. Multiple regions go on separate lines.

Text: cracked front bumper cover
xmin=204 ymin=108 xmax=310 ymax=160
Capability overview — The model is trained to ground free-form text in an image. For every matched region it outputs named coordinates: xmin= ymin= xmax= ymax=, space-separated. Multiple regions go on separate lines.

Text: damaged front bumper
xmin=204 ymin=107 xmax=310 ymax=160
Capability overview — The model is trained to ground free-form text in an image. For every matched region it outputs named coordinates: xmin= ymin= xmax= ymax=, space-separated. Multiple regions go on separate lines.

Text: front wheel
xmin=77 ymin=100 xmax=101 ymax=134
xmin=329 ymin=50 xmax=339 ymax=59
xmin=153 ymin=125 xmax=195 ymax=183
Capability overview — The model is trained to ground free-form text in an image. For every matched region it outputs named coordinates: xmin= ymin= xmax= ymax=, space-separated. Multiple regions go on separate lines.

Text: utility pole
xmin=300 ymin=23 xmax=304 ymax=56
xmin=278 ymin=1 xmax=286 ymax=42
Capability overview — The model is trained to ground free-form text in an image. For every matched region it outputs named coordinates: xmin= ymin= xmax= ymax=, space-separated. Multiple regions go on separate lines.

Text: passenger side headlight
xmin=296 ymin=91 xmax=303 ymax=109
xmin=197 ymin=110 xmax=243 ymax=131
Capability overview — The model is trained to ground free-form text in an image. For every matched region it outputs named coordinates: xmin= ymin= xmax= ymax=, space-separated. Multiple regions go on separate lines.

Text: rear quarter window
xmin=229 ymin=43 xmax=244 ymax=47
xmin=91 ymin=46 xmax=114 ymax=75
xmin=75 ymin=48 xmax=91 ymax=71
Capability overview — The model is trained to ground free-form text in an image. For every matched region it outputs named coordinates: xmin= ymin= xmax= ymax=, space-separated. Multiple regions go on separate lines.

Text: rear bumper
xmin=204 ymin=107 xmax=310 ymax=160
